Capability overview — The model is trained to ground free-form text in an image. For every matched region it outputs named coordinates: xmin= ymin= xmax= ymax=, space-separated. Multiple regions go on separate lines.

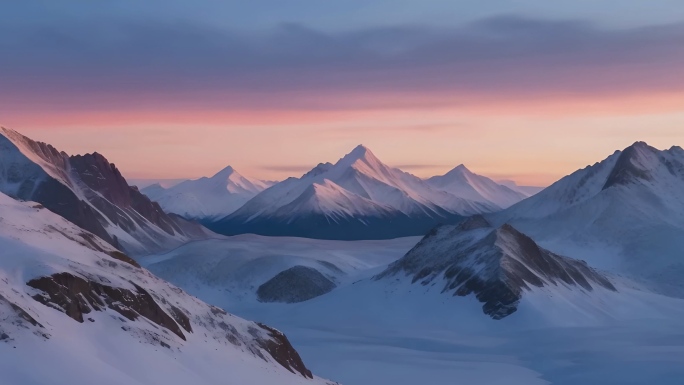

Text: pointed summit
xmin=142 ymin=164 xmax=272 ymax=220
xmin=350 ymin=144 xmax=371 ymax=156
xmin=341 ymin=144 xmax=378 ymax=163
xmin=603 ymin=141 xmax=659 ymax=189
xmin=427 ymin=164 xmax=528 ymax=209
xmin=335 ymin=144 xmax=388 ymax=175
xmin=212 ymin=165 xmax=236 ymax=178
xmin=445 ymin=164 xmax=472 ymax=176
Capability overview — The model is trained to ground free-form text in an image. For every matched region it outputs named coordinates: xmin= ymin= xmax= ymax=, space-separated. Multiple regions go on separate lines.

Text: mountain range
xmin=203 ymin=145 xmax=535 ymax=239
xmin=1 ymin=125 xmax=683 ymax=385
xmin=372 ymin=141 xmax=684 ymax=319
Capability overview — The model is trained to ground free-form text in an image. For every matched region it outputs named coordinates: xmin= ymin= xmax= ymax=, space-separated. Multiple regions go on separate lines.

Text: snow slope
xmin=142 ymin=166 xmax=273 ymax=220
xmin=427 ymin=165 xmax=530 ymax=209
xmin=491 ymin=141 xmax=684 ymax=291
xmin=208 ymin=145 xmax=496 ymax=239
xmin=143 ymin=233 xmax=684 ymax=385
xmin=0 ymin=192 xmax=336 ymax=385
xmin=141 ymin=235 xmax=420 ymax=305
xmin=377 ymin=216 xmax=617 ymax=319
xmin=0 ymin=127 xmax=211 ymax=255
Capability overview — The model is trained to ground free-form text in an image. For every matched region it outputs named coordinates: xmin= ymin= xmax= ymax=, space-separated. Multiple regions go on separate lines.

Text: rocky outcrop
xmin=255 ymin=323 xmax=313 ymax=379
xmin=27 ymin=272 xmax=187 ymax=340
xmin=70 ymin=152 xmax=183 ymax=236
xmin=257 ymin=266 xmax=336 ymax=303
xmin=378 ymin=218 xmax=616 ymax=319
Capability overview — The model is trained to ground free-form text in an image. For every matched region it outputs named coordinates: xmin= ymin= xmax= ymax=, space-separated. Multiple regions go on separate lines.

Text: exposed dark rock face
xmin=603 ymin=142 xmax=655 ymax=189
xmin=27 ymin=272 xmax=187 ymax=340
xmin=257 ymin=266 xmax=337 ymax=303
xmin=255 ymin=323 xmax=313 ymax=379
xmin=70 ymin=153 xmax=183 ymax=236
xmin=29 ymin=178 xmax=120 ymax=248
xmin=106 ymin=251 xmax=142 ymax=268
xmin=602 ymin=141 xmax=684 ymax=191
xmin=378 ymin=221 xmax=616 ymax=320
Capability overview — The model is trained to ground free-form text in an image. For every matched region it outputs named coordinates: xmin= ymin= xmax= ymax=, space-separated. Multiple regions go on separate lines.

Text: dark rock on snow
xmin=257 ymin=266 xmax=336 ymax=303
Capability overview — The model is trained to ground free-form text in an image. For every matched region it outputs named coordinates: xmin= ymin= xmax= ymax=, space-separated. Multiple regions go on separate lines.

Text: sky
xmin=2 ymin=1 xmax=684 ymax=186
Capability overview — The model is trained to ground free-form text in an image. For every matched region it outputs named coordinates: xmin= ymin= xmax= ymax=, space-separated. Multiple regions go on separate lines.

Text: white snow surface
xmin=492 ymin=142 xmax=684 ymax=291
xmin=142 ymin=166 xmax=273 ymax=220
xmin=0 ymin=192 xmax=336 ymax=385
xmin=229 ymin=145 xmax=496 ymax=222
xmin=143 ymin=234 xmax=684 ymax=385
xmin=427 ymin=165 xmax=530 ymax=209
xmin=141 ymin=234 xmax=420 ymax=304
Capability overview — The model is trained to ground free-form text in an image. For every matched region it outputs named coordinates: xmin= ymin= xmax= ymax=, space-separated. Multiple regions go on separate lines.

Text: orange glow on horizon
xmin=2 ymin=89 xmax=683 ymax=187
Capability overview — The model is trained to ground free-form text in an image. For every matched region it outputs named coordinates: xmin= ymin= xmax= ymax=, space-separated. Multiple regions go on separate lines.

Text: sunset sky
xmin=2 ymin=1 xmax=684 ymax=186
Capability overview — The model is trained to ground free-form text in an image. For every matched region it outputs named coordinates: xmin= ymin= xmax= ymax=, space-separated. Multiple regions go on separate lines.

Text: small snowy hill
xmin=0 ymin=192 xmax=336 ymax=385
xmin=0 ymin=127 xmax=211 ymax=256
xmin=141 ymin=235 xmax=419 ymax=306
xmin=427 ymin=165 xmax=530 ymax=209
xmin=208 ymin=145 xmax=496 ymax=239
xmin=376 ymin=216 xmax=616 ymax=319
xmin=491 ymin=141 xmax=684 ymax=290
xmin=142 ymin=166 xmax=273 ymax=220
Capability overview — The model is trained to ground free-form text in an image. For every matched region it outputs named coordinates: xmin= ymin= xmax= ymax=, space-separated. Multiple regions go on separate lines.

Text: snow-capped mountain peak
xmin=213 ymin=165 xmax=236 ymax=178
xmin=602 ymin=141 xmax=664 ymax=190
xmin=427 ymin=164 xmax=529 ymax=209
xmin=142 ymin=165 xmax=273 ymax=220
xmin=448 ymin=164 xmax=470 ymax=174
xmin=209 ymin=144 xmax=500 ymax=239
xmin=345 ymin=144 xmax=374 ymax=161
xmin=492 ymin=140 xmax=684 ymax=288
xmin=332 ymin=144 xmax=391 ymax=179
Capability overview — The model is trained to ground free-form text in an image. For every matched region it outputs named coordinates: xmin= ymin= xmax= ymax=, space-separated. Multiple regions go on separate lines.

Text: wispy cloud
xmin=1 ymin=16 xmax=683 ymax=113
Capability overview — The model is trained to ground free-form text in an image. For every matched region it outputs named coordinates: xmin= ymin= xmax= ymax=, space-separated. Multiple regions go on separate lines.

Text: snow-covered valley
xmin=2 ymin=127 xmax=684 ymax=385
xmin=141 ymin=233 xmax=684 ymax=385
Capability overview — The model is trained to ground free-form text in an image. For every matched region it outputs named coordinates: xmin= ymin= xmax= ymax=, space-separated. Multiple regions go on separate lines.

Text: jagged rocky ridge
xmin=377 ymin=216 xmax=616 ymax=319
xmin=0 ymin=192 xmax=330 ymax=383
xmin=0 ymin=127 xmax=210 ymax=255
